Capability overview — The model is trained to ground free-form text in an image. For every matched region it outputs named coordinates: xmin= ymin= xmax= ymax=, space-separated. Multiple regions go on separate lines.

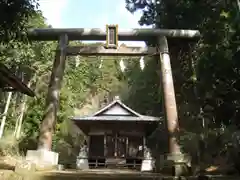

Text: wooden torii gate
xmin=27 ymin=27 xmax=200 ymax=167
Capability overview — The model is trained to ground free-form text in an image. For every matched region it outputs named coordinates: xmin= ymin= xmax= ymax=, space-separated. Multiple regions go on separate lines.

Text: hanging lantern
xmin=140 ymin=56 xmax=145 ymax=70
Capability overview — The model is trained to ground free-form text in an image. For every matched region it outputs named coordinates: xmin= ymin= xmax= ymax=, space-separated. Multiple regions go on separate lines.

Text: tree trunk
xmin=0 ymin=91 xmax=13 ymax=138
xmin=14 ymin=78 xmax=35 ymax=139
xmin=237 ymin=0 xmax=240 ymax=12
xmin=15 ymin=105 xmax=26 ymax=139
xmin=37 ymin=34 xmax=68 ymax=151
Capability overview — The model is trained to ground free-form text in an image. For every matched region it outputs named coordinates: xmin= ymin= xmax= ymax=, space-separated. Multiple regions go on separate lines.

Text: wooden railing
xmin=75 ymin=156 xmax=148 ymax=169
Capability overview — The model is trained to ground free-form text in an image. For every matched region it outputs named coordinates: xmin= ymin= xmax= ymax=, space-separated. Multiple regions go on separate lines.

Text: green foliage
xmin=123 ymin=57 xmax=162 ymax=116
xmin=125 ymin=0 xmax=240 ymax=128
xmin=0 ymin=131 xmax=20 ymax=157
xmin=0 ymin=0 xmax=39 ymax=42
xmin=125 ymin=0 xmax=240 ymax=171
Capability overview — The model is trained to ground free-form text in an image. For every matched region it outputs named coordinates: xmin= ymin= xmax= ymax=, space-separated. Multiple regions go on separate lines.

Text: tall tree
xmin=124 ymin=1 xmax=240 ymax=171
xmin=0 ymin=0 xmax=38 ymax=42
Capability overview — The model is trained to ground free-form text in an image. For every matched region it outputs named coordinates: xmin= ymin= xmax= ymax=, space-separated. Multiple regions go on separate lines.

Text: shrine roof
xmin=72 ymin=96 xmax=160 ymax=122
xmin=0 ymin=63 xmax=35 ymax=97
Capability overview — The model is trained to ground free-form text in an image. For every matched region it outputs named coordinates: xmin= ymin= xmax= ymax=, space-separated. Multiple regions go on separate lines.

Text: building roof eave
xmin=71 ymin=116 xmax=161 ymax=122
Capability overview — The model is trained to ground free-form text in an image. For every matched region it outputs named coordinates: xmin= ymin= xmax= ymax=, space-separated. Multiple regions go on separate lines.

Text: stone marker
xmin=76 ymin=145 xmax=89 ymax=170
xmin=15 ymin=160 xmax=36 ymax=175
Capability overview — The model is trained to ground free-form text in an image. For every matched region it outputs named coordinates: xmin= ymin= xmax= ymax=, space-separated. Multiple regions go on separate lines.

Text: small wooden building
xmin=72 ymin=96 xmax=160 ymax=170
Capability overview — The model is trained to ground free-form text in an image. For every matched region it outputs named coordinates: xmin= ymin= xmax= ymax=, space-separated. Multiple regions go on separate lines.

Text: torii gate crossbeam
xmin=28 ymin=28 xmax=200 ymax=41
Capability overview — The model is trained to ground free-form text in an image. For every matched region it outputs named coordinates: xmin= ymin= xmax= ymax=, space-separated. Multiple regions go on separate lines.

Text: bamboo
xmin=0 ymin=92 xmax=13 ymax=138
xmin=15 ymin=79 xmax=33 ymax=139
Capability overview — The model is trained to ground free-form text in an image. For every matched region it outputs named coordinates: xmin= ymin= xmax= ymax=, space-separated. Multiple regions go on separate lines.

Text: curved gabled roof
xmin=72 ymin=96 xmax=160 ymax=122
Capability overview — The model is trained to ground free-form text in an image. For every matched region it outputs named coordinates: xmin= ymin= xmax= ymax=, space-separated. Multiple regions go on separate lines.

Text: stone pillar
xmin=158 ymin=36 xmax=180 ymax=155
xmin=158 ymin=36 xmax=191 ymax=176
xmin=25 ymin=34 xmax=68 ymax=168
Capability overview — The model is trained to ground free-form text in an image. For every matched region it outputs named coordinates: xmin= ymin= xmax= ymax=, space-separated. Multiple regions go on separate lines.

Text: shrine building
xmin=71 ymin=96 xmax=160 ymax=171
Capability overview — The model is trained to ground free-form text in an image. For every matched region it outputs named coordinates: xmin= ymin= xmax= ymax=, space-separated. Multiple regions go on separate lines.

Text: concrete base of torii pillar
xmin=25 ymin=149 xmax=59 ymax=170
xmin=160 ymin=153 xmax=192 ymax=176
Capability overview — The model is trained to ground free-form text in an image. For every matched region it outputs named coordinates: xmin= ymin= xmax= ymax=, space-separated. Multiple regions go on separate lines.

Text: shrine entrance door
xmin=106 ymin=134 xmax=127 ymax=158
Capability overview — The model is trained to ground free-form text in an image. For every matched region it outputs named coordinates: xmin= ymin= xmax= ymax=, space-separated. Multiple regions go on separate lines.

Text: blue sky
xmin=38 ymin=0 xmax=150 ymax=46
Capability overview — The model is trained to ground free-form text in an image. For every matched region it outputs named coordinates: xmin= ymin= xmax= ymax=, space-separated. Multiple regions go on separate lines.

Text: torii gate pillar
xmin=158 ymin=36 xmax=180 ymax=154
xmin=158 ymin=36 xmax=191 ymax=176
xmin=25 ymin=34 xmax=68 ymax=168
